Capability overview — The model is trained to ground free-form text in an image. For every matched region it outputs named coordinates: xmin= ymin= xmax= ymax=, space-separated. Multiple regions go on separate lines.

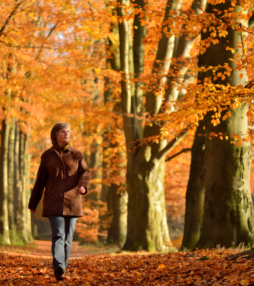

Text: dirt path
xmin=0 ymin=240 xmax=119 ymax=258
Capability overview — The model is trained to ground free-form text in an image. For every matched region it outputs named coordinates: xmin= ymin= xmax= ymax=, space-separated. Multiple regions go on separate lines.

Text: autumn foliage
xmin=1 ymin=0 xmax=254 ymax=256
xmin=0 ymin=245 xmax=253 ymax=285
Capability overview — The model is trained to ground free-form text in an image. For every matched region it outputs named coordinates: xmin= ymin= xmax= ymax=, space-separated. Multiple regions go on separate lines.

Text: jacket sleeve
xmin=77 ymin=154 xmax=91 ymax=195
xmin=28 ymin=153 xmax=48 ymax=210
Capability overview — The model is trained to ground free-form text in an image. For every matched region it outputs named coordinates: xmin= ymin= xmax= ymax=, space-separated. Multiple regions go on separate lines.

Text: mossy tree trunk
xmin=117 ymin=0 xmax=189 ymax=252
xmin=0 ymin=118 xmax=11 ymax=244
xmin=89 ymin=138 xmax=101 ymax=202
xmin=107 ymin=175 xmax=128 ymax=247
xmin=101 ymin=26 xmax=128 ymax=246
xmin=179 ymin=1 xmax=208 ymax=250
xmin=98 ymin=74 xmax=111 ymax=242
xmin=14 ymin=121 xmax=22 ymax=228
xmin=105 ymin=130 xmax=128 ymax=247
xmin=180 ymin=120 xmax=206 ymax=250
xmin=7 ymin=118 xmax=16 ymax=240
xmin=26 ymin=150 xmax=32 ymax=240
xmin=125 ymin=150 xmax=171 ymax=252
xmin=19 ymin=131 xmax=31 ymax=242
xmin=196 ymin=1 xmax=254 ymax=249
xmin=117 ymin=0 xmax=185 ymax=252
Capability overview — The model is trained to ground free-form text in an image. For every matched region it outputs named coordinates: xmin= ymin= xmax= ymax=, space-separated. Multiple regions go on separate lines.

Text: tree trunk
xmin=26 ymin=150 xmax=32 ymax=241
xmin=107 ymin=182 xmax=128 ymax=247
xmin=102 ymin=22 xmax=128 ymax=245
xmin=0 ymin=118 xmax=11 ymax=244
xmin=164 ymin=0 xmax=206 ymax=103
xmin=14 ymin=122 xmax=22 ymax=233
xmin=132 ymin=0 xmax=146 ymax=139
xmin=196 ymin=1 xmax=254 ymax=249
xmin=118 ymin=0 xmax=182 ymax=252
xmin=124 ymin=151 xmax=175 ymax=252
xmin=7 ymin=118 xmax=15 ymax=240
xmin=20 ymin=131 xmax=31 ymax=242
xmin=88 ymin=138 xmax=101 ymax=201
xmin=180 ymin=120 xmax=206 ymax=250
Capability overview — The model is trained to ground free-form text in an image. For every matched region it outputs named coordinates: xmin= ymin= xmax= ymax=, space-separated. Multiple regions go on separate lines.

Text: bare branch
xmin=165 ymin=148 xmax=191 ymax=162
xmin=0 ymin=1 xmax=25 ymax=38
xmin=35 ymin=23 xmax=58 ymax=60
xmin=0 ymin=40 xmax=57 ymax=50
xmin=151 ymin=130 xmax=189 ymax=162
xmin=87 ymin=0 xmax=96 ymax=21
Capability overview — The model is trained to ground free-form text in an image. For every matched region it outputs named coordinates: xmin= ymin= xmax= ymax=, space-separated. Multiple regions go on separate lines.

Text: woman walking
xmin=28 ymin=122 xmax=90 ymax=281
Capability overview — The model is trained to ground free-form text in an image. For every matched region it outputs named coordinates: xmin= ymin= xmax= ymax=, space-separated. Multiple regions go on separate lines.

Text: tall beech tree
xmin=117 ymin=0 xmax=189 ymax=252
xmin=103 ymin=26 xmax=128 ymax=246
xmin=0 ymin=117 xmax=11 ymax=244
xmin=180 ymin=0 xmax=207 ymax=251
xmin=194 ymin=1 xmax=254 ymax=249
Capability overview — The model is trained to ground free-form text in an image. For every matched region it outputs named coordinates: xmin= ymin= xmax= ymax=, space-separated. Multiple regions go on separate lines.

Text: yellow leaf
xmin=240 ymin=280 xmax=250 ymax=285
xmin=239 ymin=73 xmax=243 ymax=79
xmin=237 ymin=141 xmax=242 ymax=147
xmin=158 ymin=264 xmax=166 ymax=268
xmin=225 ymin=136 xmax=229 ymax=140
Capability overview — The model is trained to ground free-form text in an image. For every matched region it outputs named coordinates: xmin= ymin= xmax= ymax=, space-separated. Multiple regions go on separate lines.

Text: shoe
xmin=54 ymin=265 xmax=65 ymax=281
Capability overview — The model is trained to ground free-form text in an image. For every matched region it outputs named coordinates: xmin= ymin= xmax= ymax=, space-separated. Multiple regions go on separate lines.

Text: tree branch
xmin=166 ymin=148 xmax=191 ymax=162
xmin=249 ymin=11 xmax=254 ymax=28
xmin=151 ymin=130 xmax=189 ymax=162
xmin=87 ymin=0 xmax=95 ymax=21
xmin=35 ymin=23 xmax=58 ymax=60
xmin=0 ymin=1 xmax=25 ymax=38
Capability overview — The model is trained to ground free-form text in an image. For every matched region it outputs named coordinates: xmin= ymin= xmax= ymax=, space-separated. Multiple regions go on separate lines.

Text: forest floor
xmin=0 ymin=239 xmax=253 ymax=285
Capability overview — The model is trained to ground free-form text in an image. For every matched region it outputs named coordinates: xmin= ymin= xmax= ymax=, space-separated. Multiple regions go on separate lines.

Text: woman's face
xmin=55 ymin=128 xmax=70 ymax=146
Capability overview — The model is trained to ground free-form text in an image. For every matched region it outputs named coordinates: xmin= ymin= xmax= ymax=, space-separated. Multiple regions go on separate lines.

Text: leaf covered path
xmin=0 ymin=240 xmax=118 ymax=258
xmin=0 ymin=246 xmax=253 ymax=285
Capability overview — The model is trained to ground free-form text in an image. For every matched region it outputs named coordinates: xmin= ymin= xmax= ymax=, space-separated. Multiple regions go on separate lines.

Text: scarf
xmin=53 ymin=141 xmax=70 ymax=154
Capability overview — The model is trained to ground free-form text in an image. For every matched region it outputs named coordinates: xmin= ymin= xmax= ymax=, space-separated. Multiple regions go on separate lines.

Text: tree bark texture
xmin=164 ymin=0 xmax=206 ymax=104
xmin=14 ymin=121 xmax=22 ymax=228
xmin=0 ymin=119 xmax=11 ymax=244
xmin=124 ymin=153 xmax=176 ymax=252
xmin=88 ymin=138 xmax=101 ymax=201
xmin=20 ymin=131 xmax=31 ymax=242
xmin=180 ymin=119 xmax=206 ymax=250
xmin=7 ymin=118 xmax=15 ymax=237
xmin=101 ymin=31 xmax=128 ymax=245
xmin=117 ymin=0 xmax=183 ymax=252
xmin=196 ymin=1 xmax=254 ymax=249
xmin=107 ymin=182 xmax=128 ymax=247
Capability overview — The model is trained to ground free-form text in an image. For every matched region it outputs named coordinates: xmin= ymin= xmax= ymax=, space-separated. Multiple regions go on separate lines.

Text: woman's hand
xmin=78 ymin=186 xmax=87 ymax=194
xmin=30 ymin=209 xmax=36 ymax=214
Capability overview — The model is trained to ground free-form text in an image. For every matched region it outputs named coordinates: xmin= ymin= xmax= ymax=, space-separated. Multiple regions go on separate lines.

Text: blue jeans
xmin=48 ymin=216 xmax=78 ymax=271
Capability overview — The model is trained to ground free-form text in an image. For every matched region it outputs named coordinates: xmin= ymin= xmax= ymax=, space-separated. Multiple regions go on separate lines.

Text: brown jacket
xmin=28 ymin=145 xmax=90 ymax=217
